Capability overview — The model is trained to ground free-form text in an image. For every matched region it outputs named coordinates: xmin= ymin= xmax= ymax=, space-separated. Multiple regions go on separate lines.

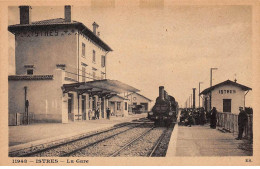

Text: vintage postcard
xmin=0 ymin=0 xmax=259 ymax=166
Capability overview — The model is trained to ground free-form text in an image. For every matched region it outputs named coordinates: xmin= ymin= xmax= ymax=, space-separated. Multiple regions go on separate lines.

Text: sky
xmin=8 ymin=3 xmax=253 ymax=108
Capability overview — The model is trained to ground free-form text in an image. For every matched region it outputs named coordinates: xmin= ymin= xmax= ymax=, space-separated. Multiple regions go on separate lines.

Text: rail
xmin=216 ymin=112 xmax=253 ymax=140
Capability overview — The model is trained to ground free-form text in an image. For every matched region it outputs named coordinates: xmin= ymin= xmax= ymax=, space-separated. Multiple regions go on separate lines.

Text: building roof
xmin=200 ymin=80 xmax=252 ymax=95
xmin=8 ymin=75 xmax=53 ymax=80
xmin=63 ymin=79 xmax=140 ymax=94
xmin=108 ymin=95 xmax=129 ymax=100
xmin=126 ymin=92 xmax=152 ymax=102
xmin=8 ymin=18 xmax=112 ymax=52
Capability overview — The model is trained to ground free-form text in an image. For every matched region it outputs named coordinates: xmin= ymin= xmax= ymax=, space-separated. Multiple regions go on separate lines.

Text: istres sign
xmin=218 ymin=89 xmax=236 ymax=94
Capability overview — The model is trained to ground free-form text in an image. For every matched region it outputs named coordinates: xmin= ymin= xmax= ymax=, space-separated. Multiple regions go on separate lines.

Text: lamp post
xmin=210 ymin=68 xmax=218 ymax=110
xmin=199 ymin=82 xmax=203 ymax=108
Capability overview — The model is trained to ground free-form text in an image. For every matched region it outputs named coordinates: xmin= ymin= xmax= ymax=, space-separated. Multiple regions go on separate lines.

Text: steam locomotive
xmin=148 ymin=86 xmax=178 ymax=127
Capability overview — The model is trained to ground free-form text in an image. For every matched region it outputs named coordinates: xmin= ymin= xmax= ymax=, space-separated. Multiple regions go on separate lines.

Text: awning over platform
xmin=62 ymin=79 xmax=139 ymax=97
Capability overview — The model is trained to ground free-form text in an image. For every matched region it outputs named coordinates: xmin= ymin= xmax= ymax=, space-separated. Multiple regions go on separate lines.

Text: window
xmin=82 ymin=67 xmax=86 ymax=82
xmin=117 ymin=102 xmax=121 ymax=110
xmin=125 ymin=102 xmax=127 ymax=110
xmin=223 ymin=99 xmax=231 ymax=112
xmin=27 ymin=69 xmax=33 ymax=75
xmin=101 ymin=55 xmax=106 ymax=67
xmin=82 ymin=43 xmax=85 ymax=57
xmin=93 ymin=50 xmax=96 ymax=63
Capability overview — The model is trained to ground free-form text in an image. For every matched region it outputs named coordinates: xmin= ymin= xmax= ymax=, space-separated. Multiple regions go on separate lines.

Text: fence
xmin=217 ymin=112 xmax=253 ymax=140
xmin=9 ymin=113 xmax=35 ymax=126
xmin=9 ymin=112 xmax=62 ymax=125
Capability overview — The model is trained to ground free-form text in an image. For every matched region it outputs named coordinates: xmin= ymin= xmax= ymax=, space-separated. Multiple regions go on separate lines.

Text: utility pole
xmin=189 ymin=96 xmax=191 ymax=108
xmin=199 ymin=82 xmax=203 ymax=108
xmin=210 ymin=68 xmax=218 ymax=110
xmin=190 ymin=94 xmax=192 ymax=109
xmin=192 ymin=88 xmax=196 ymax=109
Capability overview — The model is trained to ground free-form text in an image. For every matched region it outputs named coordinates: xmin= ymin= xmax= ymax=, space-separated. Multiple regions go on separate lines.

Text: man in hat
xmin=210 ymin=107 xmax=217 ymax=129
xmin=236 ymin=107 xmax=248 ymax=140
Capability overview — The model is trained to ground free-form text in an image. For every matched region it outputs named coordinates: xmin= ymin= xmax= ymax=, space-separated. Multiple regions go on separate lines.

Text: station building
xmin=126 ymin=92 xmax=152 ymax=112
xmin=199 ymin=80 xmax=252 ymax=114
xmin=107 ymin=95 xmax=129 ymax=117
xmin=8 ymin=6 xmax=139 ymax=125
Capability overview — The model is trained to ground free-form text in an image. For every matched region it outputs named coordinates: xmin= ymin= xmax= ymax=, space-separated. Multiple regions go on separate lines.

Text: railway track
xmin=148 ymin=128 xmax=168 ymax=157
xmin=110 ymin=127 xmax=171 ymax=157
xmin=109 ymin=126 xmax=155 ymax=157
xmin=10 ymin=118 xmax=174 ymax=157
xmin=61 ymin=123 xmax=152 ymax=157
xmin=9 ymin=121 xmax=147 ymax=157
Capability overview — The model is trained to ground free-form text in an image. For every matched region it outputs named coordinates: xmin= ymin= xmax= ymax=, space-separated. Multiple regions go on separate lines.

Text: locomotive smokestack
xmin=159 ymin=86 xmax=165 ymax=100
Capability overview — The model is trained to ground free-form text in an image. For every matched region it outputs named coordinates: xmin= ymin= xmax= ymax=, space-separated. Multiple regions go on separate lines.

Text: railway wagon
xmin=148 ymin=86 xmax=178 ymax=127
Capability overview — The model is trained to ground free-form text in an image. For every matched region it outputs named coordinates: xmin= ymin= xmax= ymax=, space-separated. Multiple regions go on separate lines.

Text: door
xmin=68 ymin=93 xmax=74 ymax=121
xmin=82 ymin=95 xmax=86 ymax=120
xmin=101 ymin=98 xmax=104 ymax=118
xmin=223 ymin=99 xmax=231 ymax=113
xmin=204 ymin=98 xmax=208 ymax=112
xmin=110 ymin=102 xmax=115 ymax=116
xmin=92 ymin=96 xmax=96 ymax=110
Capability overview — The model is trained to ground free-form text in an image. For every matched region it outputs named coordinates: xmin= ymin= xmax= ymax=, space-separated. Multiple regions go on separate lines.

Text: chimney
xmin=159 ymin=86 xmax=164 ymax=100
xmin=64 ymin=5 xmax=71 ymax=22
xmin=92 ymin=22 xmax=99 ymax=35
xmin=19 ymin=6 xmax=31 ymax=24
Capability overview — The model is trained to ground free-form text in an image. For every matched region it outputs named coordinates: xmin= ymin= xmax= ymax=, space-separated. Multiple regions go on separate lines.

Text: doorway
xmin=68 ymin=93 xmax=74 ymax=121
xmin=82 ymin=95 xmax=86 ymax=120
xmin=101 ymin=98 xmax=104 ymax=118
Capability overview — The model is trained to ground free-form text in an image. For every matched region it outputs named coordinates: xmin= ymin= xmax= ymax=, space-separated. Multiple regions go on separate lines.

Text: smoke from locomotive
xmin=148 ymin=86 xmax=178 ymax=127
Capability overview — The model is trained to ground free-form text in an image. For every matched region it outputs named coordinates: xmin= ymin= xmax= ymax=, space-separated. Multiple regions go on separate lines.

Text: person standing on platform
xmin=187 ymin=111 xmax=193 ymax=127
xmin=25 ymin=100 xmax=29 ymax=124
xmin=210 ymin=107 xmax=217 ymax=129
xmin=106 ymin=108 xmax=111 ymax=120
xmin=88 ymin=109 xmax=92 ymax=120
xmin=236 ymin=107 xmax=248 ymax=140
xmin=96 ymin=108 xmax=100 ymax=119
xmin=200 ymin=108 xmax=206 ymax=125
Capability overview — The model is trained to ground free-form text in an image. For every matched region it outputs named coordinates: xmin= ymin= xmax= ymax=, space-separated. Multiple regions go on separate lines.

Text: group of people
xmin=180 ymin=108 xmax=207 ymax=127
xmin=180 ymin=106 xmax=249 ymax=140
xmin=180 ymin=107 xmax=218 ymax=128
xmin=87 ymin=107 xmax=111 ymax=120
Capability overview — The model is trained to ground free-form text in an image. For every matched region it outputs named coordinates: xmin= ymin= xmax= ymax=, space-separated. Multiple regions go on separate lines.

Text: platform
xmin=9 ymin=113 xmax=147 ymax=152
xmin=167 ymin=124 xmax=252 ymax=156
